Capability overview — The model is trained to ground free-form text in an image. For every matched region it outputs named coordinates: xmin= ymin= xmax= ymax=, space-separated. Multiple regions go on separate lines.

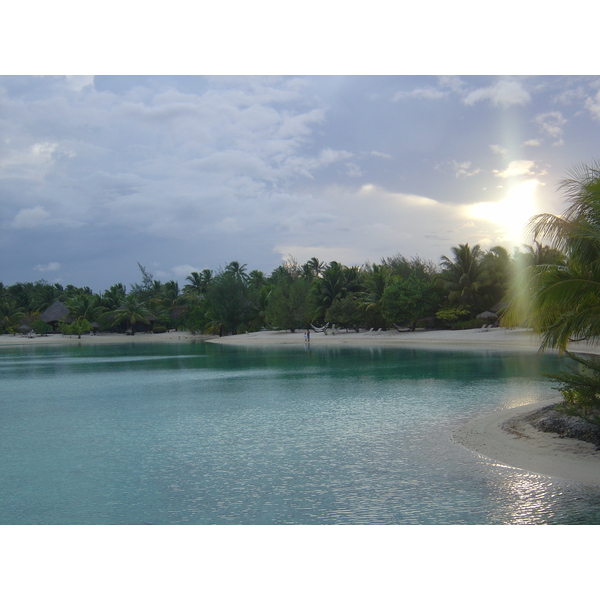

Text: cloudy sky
xmin=2 ymin=74 xmax=600 ymax=291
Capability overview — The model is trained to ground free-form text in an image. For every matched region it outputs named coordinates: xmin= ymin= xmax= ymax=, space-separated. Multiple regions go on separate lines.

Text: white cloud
xmin=463 ymin=80 xmax=531 ymax=108
xmin=438 ymin=76 xmax=466 ymax=93
xmin=553 ymin=86 xmax=586 ymax=105
xmin=11 ymin=206 xmax=51 ymax=229
xmin=534 ymin=111 xmax=566 ymax=145
xmin=489 ymin=145 xmax=508 ymax=156
xmin=345 ymin=163 xmax=362 ymax=177
xmin=317 ymin=148 xmax=353 ymax=165
xmin=34 ymin=261 xmax=61 ymax=272
xmin=172 ymin=264 xmax=203 ymax=278
xmin=0 ymin=142 xmax=59 ymax=180
xmin=523 ymin=139 xmax=541 ymax=147
xmin=271 ymin=181 xmax=539 ymax=267
xmin=371 ymin=150 xmax=392 ymax=159
xmin=394 ymin=87 xmax=446 ymax=101
xmin=452 ymin=160 xmax=481 ymax=178
xmin=584 ymin=90 xmax=600 ymax=120
xmin=64 ymin=76 xmax=95 ymax=91
xmin=493 ymin=160 xmax=538 ymax=178
xmin=282 ymin=148 xmax=353 ymax=179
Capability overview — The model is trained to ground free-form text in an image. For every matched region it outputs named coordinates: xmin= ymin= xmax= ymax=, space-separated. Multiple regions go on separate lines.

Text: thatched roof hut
xmin=40 ymin=300 xmax=70 ymax=325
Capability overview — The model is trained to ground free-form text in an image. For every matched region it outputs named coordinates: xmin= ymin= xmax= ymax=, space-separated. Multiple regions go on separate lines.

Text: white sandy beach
xmin=2 ymin=326 xmax=599 ymax=487
xmin=208 ymin=326 xmax=554 ymax=351
xmin=0 ymin=331 xmax=208 ymax=347
xmin=453 ymin=402 xmax=600 ymax=487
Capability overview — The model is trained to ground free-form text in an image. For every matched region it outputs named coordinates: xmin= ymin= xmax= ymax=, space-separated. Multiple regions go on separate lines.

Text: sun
xmin=467 ymin=179 xmax=541 ymax=245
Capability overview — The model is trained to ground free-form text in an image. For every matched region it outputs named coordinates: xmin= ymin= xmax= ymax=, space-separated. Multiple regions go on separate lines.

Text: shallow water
xmin=1 ymin=341 xmax=599 ymax=524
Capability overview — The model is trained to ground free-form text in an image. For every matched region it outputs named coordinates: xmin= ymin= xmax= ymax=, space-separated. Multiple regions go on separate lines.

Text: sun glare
xmin=467 ymin=179 xmax=540 ymax=245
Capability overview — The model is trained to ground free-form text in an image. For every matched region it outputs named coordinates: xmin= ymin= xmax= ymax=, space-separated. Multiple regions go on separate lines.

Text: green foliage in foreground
xmin=526 ymin=160 xmax=600 ymax=420
xmin=548 ymin=352 xmax=600 ymax=425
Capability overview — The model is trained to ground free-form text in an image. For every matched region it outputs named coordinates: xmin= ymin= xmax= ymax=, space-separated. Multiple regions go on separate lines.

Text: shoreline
xmin=3 ymin=326 xmax=600 ymax=487
xmin=453 ymin=402 xmax=600 ymax=488
xmin=3 ymin=326 xmax=600 ymax=355
xmin=205 ymin=326 xmax=600 ymax=355
xmin=0 ymin=331 xmax=211 ymax=347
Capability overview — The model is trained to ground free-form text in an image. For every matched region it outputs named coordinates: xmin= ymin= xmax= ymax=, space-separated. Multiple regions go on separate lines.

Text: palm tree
xmin=184 ymin=272 xmax=204 ymax=298
xmin=225 ymin=261 xmax=248 ymax=281
xmin=248 ymin=270 xmax=266 ymax=289
xmin=311 ymin=262 xmax=348 ymax=322
xmin=502 ymin=242 xmax=566 ymax=329
xmin=6 ymin=283 xmax=33 ymax=314
xmin=306 ymin=257 xmax=325 ymax=278
xmin=65 ymin=293 xmax=106 ymax=338
xmin=112 ymin=296 xmax=152 ymax=335
xmin=360 ymin=263 xmax=391 ymax=315
xmin=101 ymin=283 xmax=126 ymax=311
xmin=437 ymin=243 xmax=488 ymax=313
xmin=155 ymin=280 xmax=187 ymax=329
xmin=66 ymin=293 xmax=106 ymax=324
xmin=481 ymin=245 xmax=512 ymax=309
xmin=0 ymin=299 xmax=26 ymax=333
xmin=525 ymin=161 xmax=600 ymax=350
xmin=517 ymin=240 xmax=566 ymax=269
xmin=32 ymin=283 xmax=63 ymax=312
xmin=522 ymin=161 xmax=600 ymax=420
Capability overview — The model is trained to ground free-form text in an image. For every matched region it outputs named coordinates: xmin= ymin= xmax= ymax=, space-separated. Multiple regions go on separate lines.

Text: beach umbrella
xmin=476 ymin=311 xmax=497 ymax=320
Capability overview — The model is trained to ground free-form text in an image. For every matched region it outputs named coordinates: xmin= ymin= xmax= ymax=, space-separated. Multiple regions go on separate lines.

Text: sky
xmin=2 ymin=74 xmax=600 ymax=292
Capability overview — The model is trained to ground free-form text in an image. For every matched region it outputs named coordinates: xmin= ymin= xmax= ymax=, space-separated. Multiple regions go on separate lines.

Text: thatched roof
xmin=41 ymin=300 xmax=70 ymax=323
xmin=476 ymin=311 xmax=498 ymax=320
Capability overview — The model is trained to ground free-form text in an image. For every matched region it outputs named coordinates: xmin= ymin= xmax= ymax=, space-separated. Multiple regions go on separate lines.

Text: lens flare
xmin=467 ymin=179 xmax=541 ymax=245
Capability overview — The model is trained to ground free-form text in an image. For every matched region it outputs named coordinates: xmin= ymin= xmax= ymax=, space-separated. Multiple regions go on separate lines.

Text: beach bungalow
xmin=40 ymin=300 xmax=71 ymax=331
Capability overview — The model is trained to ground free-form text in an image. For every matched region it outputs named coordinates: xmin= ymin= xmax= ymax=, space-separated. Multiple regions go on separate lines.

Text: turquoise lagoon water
xmin=1 ymin=341 xmax=600 ymax=525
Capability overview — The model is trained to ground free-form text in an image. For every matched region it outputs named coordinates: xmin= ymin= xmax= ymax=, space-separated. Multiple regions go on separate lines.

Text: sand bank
xmin=0 ymin=331 xmax=210 ymax=347
xmin=206 ymin=326 xmax=600 ymax=355
xmin=453 ymin=402 xmax=600 ymax=487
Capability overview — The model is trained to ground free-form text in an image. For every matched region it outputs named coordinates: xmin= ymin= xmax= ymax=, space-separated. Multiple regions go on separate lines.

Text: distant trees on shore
xmin=0 ymin=244 xmax=548 ymax=337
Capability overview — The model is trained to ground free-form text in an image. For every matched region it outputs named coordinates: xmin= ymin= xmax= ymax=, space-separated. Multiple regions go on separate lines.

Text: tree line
xmin=0 ymin=243 xmax=564 ymax=338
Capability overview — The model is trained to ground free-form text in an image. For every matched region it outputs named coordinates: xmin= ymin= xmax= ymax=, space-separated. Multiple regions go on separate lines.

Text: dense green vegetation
xmin=1 ymin=244 xmax=519 ymax=337
xmin=0 ymin=242 xmax=532 ymax=338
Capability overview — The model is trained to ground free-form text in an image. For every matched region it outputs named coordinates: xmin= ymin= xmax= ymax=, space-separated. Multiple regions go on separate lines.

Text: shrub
xmin=548 ymin=352 xmax=600 ymax=425
xmin=31 ymin=320 xmax=52 ymax=335
xmin=153 ymin=325 xmax=167 ymax=334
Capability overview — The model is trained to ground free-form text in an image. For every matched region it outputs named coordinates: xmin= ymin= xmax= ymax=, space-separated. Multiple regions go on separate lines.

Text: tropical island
xmin=2 ymin=162 xmax=600 ymax=486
